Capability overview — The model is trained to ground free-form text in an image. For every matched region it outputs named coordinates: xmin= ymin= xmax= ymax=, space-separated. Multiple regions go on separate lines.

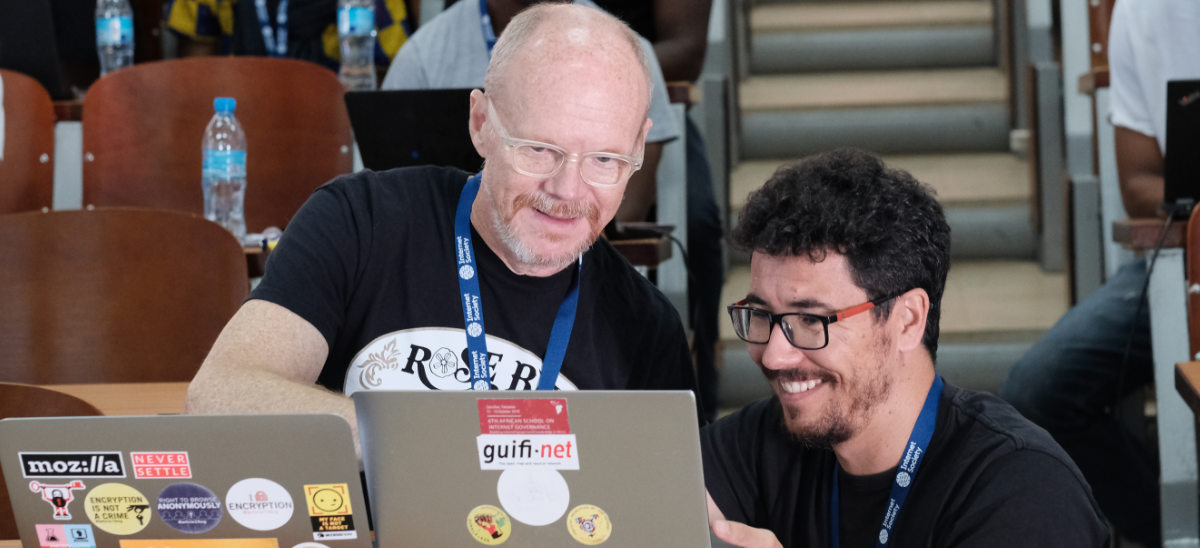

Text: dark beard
xmin=780 ymin=400 xmax=854 ymax=448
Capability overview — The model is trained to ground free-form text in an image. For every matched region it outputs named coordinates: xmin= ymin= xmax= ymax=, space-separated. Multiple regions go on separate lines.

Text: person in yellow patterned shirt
xmin=163 ymin=0 xmax=410 ymax=72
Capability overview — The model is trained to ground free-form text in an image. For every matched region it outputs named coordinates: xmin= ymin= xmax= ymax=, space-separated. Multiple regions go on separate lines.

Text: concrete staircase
xmin=718 ymin=0 xmax=1069 ymax=409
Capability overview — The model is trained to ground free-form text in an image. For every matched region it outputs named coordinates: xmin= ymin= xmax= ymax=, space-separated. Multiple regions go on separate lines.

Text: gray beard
xmin=490 ymin=205 xmax=592 ymax=273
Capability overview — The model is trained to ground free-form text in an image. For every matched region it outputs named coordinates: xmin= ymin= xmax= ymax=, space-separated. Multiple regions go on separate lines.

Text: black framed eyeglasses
xmin=726 ymin=294 xmax=900 ymax=350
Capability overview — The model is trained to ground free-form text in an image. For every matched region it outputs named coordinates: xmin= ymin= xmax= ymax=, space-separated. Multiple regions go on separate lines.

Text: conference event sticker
xmin=156 ymin=482 xmax=222 ymax=534
xmin=84 ymin=483 xmax=151 ymax=535
xmin=478 ymin=398 xmax=571 ymax=435
xmin=118 ymin=540 xmax=279 ymax=548
xmin=33 ymin=523 xmax=96 ymax=548
xmin=466 ymin=504 xmax=511 ymax=545
xmin=303 ymin=483 xmax=357 ymax=541
xmin=566 ymin=504 xmax=612 ymax=545
xmin=226 ymin=478 xmax=295 ymax=531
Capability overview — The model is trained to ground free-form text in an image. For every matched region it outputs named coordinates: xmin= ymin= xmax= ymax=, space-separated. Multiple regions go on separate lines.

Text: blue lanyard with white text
xmin=255 ymin=0 xmax=289 ymax=57
xmin=478 ymin=0 xmax=498 ymax=56
xmin=830 ymin=375 xmax=943 ymax=548
xmin=454 ymin=174 xmax=581 ymax=390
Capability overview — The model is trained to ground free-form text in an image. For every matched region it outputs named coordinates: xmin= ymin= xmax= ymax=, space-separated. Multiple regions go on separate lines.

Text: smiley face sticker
xmin=303 ymin=484 xmax=356 ymax=541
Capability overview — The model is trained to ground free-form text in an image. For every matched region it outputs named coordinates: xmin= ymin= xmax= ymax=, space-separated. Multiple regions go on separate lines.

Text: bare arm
xmin=651 ymin=0 xmax=713 ymax=82
xmin=615 ymin=141 xmax=664 ymax=223
xmin=1114 ymin=126 xmax=1166 ymax=218
xmin=187 ymin=300 xmax=361 ymax=455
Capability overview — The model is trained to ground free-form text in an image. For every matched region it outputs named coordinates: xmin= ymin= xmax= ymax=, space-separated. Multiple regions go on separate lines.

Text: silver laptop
xmin=0 ymin=414 xmax=370 ymax=548
xmin=353 ymin=390 xmax=712 ymax=547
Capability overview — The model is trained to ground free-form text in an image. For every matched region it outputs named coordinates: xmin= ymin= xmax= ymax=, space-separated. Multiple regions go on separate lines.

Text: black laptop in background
xmin=1163 ymin=79 xmax=1200 ymax=218
xmin=344 ymin=88 xmax=483 ymax=173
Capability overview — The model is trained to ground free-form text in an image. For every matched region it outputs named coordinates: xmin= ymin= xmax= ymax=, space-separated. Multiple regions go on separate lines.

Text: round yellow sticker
xmin=566 ymin=504 xmax=612 ymax=545
xmin=84 ymin=483 xmax=152 ymax=535
xmin=466 ymin=504 xmax=511 ymax=545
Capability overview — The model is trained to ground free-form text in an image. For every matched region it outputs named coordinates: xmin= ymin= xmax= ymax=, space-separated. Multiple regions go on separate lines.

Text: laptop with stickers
xmin=353 ymin=390 xmax=713 ymax=547
xmin=0 ymin=414 xmax=370 ymax=548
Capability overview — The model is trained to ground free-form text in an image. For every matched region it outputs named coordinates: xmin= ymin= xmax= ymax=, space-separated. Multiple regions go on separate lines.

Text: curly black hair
xmin=732 ymin=148 xmax=951 ymax=361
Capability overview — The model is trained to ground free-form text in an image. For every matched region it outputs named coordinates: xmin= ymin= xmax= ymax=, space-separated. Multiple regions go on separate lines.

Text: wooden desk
xmin=43 ymin=382 xmax=188 ymax=416
xmin=1116 ymin=217 xmax=1198 ymax=539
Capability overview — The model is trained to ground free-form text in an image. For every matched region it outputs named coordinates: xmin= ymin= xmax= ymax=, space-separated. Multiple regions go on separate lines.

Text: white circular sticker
xmin=496 ymin=469 xmax=569 ymax=526
xmin=225 ymin=478 xmax=295 ymax=531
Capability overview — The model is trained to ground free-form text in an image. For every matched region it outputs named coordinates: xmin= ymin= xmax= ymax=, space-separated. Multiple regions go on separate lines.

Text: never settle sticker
xmin=131 ymin=452 xmax=191 ymax=479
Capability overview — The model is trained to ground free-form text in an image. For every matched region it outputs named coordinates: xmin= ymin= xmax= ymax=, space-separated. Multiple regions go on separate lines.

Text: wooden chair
xmin=1188 ymin=206 xmax=1200 ymax=356
xmin=0 ymin=207 xmax=248 ymax=384
xmin=0 ymin=69 xmax=55 ymax=213
xmin=0 ymin=382 xmax=102 ymax=540
xmin=81 ymin=57 xmax=354 ymax=233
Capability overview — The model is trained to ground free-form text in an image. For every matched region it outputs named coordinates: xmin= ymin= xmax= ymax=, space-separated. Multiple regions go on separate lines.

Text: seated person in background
xmin=380 ymin=0 xmax=679 ymax=225
xmin=163 ymin=0 xmax=410 ymax=71
xmin=593 ymin=0 xmax=725 ymax=422
xmin=703 ymin=149 xmax=1109 ymax=547
xmin=187 ymin=3 xmax=700 ymax=451
xmin=999 ymin=1 xmax=1200 ymax=544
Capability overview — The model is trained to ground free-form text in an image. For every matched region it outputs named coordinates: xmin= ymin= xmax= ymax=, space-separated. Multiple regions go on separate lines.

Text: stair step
xmin=751 ymin=1 xmax=993 ymax=33
xmin=741 ymin=104 xmax=1010 ymax=157
xmin=752 ymin=27 xmax=995 ymax=73
xmin=741 ymin=68 xmax=1006 ymax=112
xmin=728 ymin=154 xmax=1036 ymax=259
xmin=731 ymin=153 xmax=1029 ymax=211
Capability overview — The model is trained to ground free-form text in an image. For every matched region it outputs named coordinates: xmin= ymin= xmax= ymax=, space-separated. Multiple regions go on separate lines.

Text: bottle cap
xmin=213 ymin=97 xmax=237 ymax=113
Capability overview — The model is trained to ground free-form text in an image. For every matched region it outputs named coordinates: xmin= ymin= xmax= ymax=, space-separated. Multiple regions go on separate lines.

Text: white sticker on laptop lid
xmin=226 ymin=478 xmax=295 ymax=531
xmin=496 ymin=468 xmax=569 ymax=526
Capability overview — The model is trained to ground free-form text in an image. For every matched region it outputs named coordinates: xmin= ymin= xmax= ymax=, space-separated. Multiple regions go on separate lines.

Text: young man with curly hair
xmin=702 ymin=149 xmax=1109 ymax=547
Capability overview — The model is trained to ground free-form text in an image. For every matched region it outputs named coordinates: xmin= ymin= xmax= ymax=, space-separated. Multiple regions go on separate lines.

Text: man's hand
xmin=707 ymin=491 xmax=784 ymax=548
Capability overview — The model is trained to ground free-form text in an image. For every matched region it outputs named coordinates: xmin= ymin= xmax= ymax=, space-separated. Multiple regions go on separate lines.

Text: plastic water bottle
xmin=94 ymin=0 xmax=134 ymax=76
xmin=338 ymin=0 xmax=377 ymax=91
xmin=202 ymin=97 xmax=248 ymax=243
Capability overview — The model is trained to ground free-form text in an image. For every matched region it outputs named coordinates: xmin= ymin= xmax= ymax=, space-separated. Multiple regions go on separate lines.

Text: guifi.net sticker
xmin=466 ymin=504 xmax=511 ymax=545
xmin=84 ymin=483 xmax=151 ymax=535
xmin=566 ymin=504 xmax=612 ymax=545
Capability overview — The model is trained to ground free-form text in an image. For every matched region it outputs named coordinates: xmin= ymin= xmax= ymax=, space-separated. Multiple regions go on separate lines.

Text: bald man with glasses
xmin=187 ymin=4 xmax=700 ymax=452
xmin=702 ymin=149 xmax=1108 ymax=548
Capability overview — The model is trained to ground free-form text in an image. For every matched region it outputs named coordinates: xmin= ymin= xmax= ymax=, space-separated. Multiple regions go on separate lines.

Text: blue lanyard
xmin=255 ymin=0 xmax=289 ymax=57
xmin=831 ymin=375 xmax=943 ymax=548
xmin=478 ymin=0 xmax=498 ymax=56
xmin=454 ymin=174 xmax=581 ymax=390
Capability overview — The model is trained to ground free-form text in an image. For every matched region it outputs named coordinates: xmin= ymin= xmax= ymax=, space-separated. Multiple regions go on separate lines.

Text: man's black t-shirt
xmin=251 ymin=166 xmax=697 ymax=397
xmin=702 ymin=380 xmax=1110 ymax=547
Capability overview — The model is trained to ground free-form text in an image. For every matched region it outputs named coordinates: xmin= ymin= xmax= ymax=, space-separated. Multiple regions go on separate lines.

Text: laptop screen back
xmin=354 ymin=389 xmax=711 ymax=547
xmin=1164 ymin=79 xmax=1200 ymax=216
xmin=0 ymin=414 xmax=370 ymax=548
xmin=345 ymin=89 xmax=482 ymax=173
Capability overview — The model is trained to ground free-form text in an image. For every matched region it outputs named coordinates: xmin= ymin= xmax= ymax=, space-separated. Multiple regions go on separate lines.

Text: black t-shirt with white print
xmin=250 ymin=166 xmax=698 ymax=398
